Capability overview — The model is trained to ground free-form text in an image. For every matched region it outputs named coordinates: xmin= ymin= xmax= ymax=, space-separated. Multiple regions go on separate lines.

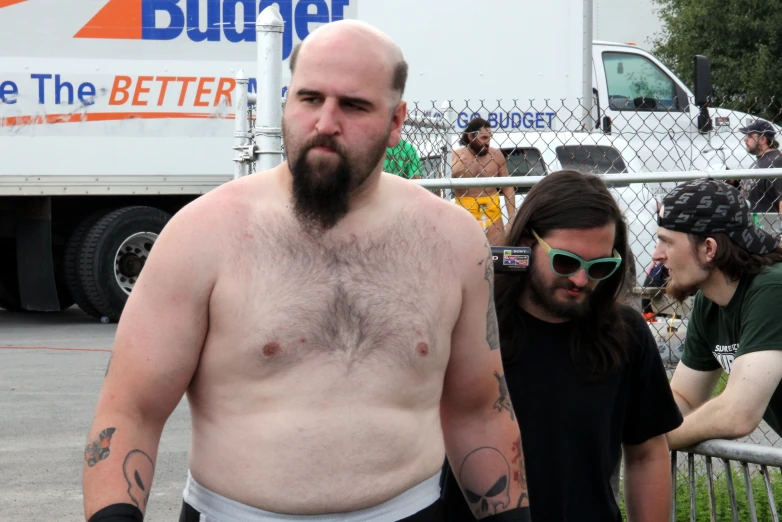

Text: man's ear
xmin=387 ymin=100 xmax=406 ymax=148
xmin=702 ymin=236 xmax=719 ymax=263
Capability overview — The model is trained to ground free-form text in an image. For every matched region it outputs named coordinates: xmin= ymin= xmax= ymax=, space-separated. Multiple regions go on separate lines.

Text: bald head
xmin=289 ymin=20 xmax=408 ymax=99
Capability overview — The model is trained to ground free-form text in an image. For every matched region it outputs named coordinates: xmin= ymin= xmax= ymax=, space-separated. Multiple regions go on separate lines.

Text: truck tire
xmin=63 ymin=212 xmax=107 ymax=318
xmin=79 ymin=206 xmax=171 ymax=322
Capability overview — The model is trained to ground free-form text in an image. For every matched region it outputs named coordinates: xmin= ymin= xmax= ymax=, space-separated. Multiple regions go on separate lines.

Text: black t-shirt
xmin=747 ymin=149 xmax=782 ymax=212
xmin=441 ymin=305 xmax=683 ymax=522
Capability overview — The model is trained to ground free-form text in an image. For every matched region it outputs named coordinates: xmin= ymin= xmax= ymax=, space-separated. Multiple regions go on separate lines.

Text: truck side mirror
xmin=694 ymin=55 xmax=714 ymax=133
xmin=694 ymin=55 xmax=712 ymax=107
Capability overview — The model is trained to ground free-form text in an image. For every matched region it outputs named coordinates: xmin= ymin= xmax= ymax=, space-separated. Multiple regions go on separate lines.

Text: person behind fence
xmin=441 ymin=170 xmax=683 ymax=522
xmin=452 ymin=118 xmax=517 ymax=245
xmin=738 ymin=119 xmax=782 ymax=214
xmin=81 ymin=19 xmax=533 ymax=522
xmin=384 ymin=137 xmax=422 ymax=179
xmin=653 ymin=178 xmax=782 ymax=450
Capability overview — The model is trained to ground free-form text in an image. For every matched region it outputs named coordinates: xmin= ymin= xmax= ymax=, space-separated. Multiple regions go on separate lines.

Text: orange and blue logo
xmin=69 ymin=0 xmax=351 ymax=60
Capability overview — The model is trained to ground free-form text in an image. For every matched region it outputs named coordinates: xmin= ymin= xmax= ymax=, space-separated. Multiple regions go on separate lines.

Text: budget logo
xmin=74 ymin=0 xmax=353 ymax=59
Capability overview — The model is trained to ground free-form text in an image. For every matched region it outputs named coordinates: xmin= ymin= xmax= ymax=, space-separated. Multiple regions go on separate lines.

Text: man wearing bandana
xmin=654 ymin=178 xmax=782 ymax=449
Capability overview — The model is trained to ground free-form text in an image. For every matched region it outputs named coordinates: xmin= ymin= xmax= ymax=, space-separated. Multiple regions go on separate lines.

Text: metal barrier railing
xmin=673 ymin=440 xmax=782 ymax=522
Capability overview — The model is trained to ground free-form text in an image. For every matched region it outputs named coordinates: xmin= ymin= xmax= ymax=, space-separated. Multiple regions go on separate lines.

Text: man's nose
xmin=315 ymin=100 xmax=341 ymax=135
xmin=569 ymin=268 xmax=589 ymax=287
xmin=652 ymin=242 xmax=665 ymax=263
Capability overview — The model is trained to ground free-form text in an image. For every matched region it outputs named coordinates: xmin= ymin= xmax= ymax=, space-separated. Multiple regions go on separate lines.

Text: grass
xmin=620 ymin=467 xmax=782 ymax=521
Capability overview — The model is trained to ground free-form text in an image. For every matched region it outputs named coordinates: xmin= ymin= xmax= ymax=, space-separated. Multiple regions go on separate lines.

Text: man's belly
xmin=187 ymin=406 xmax=445 ymax=514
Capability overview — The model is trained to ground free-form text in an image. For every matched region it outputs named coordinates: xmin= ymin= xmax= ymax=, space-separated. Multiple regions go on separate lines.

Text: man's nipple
xmin=262 ymin=342 xmax=281 ymax=358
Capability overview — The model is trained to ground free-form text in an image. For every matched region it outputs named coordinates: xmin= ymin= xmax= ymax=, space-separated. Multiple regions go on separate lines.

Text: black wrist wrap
xmin=87 ymin=503 xmax=144 ymax=522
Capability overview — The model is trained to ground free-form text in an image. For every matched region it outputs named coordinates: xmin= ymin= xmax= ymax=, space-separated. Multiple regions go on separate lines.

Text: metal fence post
xmin=233 ymin=69 xmax=250 ymax=179
xmin=440 ymin=100 xmax=458 ymax=201
xmin=581 ymin=0 xmax=594 ymax=132
xmin=255 ymin=5 xmax=285 ymax=173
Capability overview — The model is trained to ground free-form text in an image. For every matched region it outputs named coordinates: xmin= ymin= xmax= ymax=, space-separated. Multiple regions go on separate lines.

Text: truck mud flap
xmin=16 ymin=198 xmax=60 ymax=312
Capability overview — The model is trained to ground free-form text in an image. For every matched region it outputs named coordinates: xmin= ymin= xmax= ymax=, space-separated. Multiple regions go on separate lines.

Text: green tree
xmin=651 ymin=0 xmax=782 ymax=122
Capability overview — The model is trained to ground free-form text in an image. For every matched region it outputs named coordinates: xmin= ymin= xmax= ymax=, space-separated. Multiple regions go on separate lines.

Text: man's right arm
xmin=669 ymin=363 xmax=723 ymax=416
xmin=669 ymin=297 xmax=722 ymax=416
xmin=82 ymin=201 xmax=220 ymax=520
xmin=452 ymin=149 xmax=467 ymax=178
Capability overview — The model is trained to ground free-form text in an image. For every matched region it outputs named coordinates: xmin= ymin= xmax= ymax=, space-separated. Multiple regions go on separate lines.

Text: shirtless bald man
xmin=452 ymin=118 xmax=517 ymax=246
xmin=82 ymin=20 xmax=530 ymax=522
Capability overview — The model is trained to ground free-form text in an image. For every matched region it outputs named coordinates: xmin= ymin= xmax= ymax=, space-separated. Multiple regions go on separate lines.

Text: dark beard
xmin=526 ymin=267 xmax=593 ymax=320
xmin=469 ymin=141 xmax=489 ymax=156
xmin=288 ymin=134 xmax=385 ymax=236
xmin=666 ymin=279 xmax=699 ymax=302
xmin=666 ymin=263 xmax=710 ymax=302
xmin=290 ymin=136 xmax=352 ymax=235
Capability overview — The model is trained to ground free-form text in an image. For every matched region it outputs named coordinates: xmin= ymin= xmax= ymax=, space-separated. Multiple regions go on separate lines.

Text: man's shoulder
xmin=759 ymin=149 xmax=782 ymax=167
xmin=616 ymin=304 xmax=652 ymax=341
xmin=748 ymin=263 xmax=782 ymax=291
xmin=183 ymin=170 xmax=284 ymax=231
xmin=487 ymin=147 xmax=506 ymax=159
xmin=410 ymin=184 xmax=482 ymax=228
xmin=452 ymin=146 xmax=468 ymax=157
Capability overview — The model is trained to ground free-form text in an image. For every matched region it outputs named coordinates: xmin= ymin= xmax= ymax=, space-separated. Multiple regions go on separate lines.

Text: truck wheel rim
xmin=114 ymin=232 xmax=158 ymax=296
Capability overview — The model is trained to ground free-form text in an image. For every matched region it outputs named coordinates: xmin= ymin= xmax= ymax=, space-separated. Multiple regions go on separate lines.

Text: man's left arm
xmin=619 ymin=307 xmax=682 ymax=520
xmin=623 ymin=435 xmax=672 ymax=522
xmin=666 ymin=350 xmax=782 ymax=449
xmin=496 ymin=154 xmax=516 ymax=225
xmin=441 ymin=229 xmax=529 ymax=520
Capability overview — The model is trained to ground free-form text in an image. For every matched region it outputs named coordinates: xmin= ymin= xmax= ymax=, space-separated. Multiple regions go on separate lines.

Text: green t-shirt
xmin=384 ymin=140 xmax=421 ymax=179
xmin=683 ymin=263 xmax=782 ymax=435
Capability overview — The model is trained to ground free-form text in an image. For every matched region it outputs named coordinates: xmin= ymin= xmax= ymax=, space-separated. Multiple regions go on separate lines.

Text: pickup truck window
xmin=502 ymin=148 xmax=546 ymax=177
xmin=603 ymin=52 xmax=682 ymax=112
xmin=555 ymin=145 xmax=627 ymax=175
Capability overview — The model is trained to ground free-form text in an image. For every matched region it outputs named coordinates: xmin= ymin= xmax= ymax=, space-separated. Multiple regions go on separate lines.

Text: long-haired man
xmin=442 ymin=170 xmax=682 ymax=521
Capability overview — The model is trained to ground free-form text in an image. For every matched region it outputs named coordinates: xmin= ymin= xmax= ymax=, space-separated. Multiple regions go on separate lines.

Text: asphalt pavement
xmin=0 ymin=307 xmax=191 ymax=522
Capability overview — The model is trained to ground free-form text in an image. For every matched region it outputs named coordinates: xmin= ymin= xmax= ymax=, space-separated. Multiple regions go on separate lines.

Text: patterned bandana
xmin=658 ymin=178 xmax=779 ymax=255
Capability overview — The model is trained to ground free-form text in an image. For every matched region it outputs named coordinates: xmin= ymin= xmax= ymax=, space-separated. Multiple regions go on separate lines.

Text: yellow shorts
xmin=456 ymin=195 xmax=502 ymax=228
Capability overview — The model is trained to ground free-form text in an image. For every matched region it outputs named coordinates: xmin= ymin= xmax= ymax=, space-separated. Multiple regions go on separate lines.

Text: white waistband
xmin=183 ymin=470 xmax=441 ymax=522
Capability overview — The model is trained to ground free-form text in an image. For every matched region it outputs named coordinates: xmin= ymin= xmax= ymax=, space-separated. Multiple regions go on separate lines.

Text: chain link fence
xmin=238 ymin=95 xmax=782 ymax=517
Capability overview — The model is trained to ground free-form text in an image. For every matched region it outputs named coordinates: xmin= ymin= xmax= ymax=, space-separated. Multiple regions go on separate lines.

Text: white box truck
xmin=0 ymin=0 xmax=769 ymax=320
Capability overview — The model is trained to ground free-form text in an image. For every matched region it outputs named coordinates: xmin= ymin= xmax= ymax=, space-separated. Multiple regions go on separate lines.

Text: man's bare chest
xmin=459 ymin=154 xmax=502 ymax=177
xmin=210 ymin=222 xmax=461 ymax=371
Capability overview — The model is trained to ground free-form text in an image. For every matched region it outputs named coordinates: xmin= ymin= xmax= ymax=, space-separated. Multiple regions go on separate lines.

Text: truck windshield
xmin=555 ymin=145 xmax=627 ymax=174
xmin=603 ymin=52 xmax=681 ymax=112
xmin=503 ymin=148 xmax=546 ymax=177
